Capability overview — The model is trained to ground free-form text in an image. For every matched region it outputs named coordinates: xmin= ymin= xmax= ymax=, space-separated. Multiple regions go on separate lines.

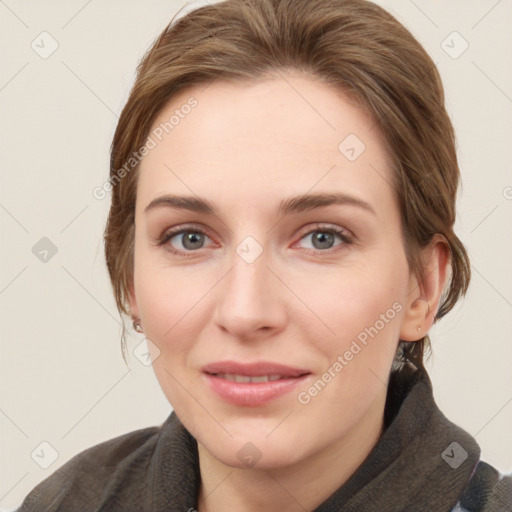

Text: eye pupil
xmin=183 ymin=232 xmax=204 ymax=250
xmin=312 ymin=231 xmax=335 ymax=249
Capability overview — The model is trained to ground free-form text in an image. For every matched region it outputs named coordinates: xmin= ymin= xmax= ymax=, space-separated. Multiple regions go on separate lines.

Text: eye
xmin=158 ymin=225 xmax=215 ymax=256
xmin=157 ymin=223 xmax=353 ymax=257
xmin=295 ymin=225 xmax=353 ymax=253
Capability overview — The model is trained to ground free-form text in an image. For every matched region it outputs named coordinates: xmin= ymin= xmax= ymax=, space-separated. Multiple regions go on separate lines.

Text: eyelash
xmin=157 ymin=223 xmax=354 ymax=258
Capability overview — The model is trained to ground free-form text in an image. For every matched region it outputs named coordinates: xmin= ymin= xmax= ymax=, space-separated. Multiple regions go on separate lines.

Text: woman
xmin=18 ymin=0 xmax=511 ymax=510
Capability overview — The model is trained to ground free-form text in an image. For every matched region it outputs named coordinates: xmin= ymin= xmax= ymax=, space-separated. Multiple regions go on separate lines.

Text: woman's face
xmin=129 ymin=74 xmax=424 ymax=468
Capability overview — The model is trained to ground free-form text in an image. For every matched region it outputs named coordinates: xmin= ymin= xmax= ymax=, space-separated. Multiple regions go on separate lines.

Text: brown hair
xmin=104 ymin=0 xmax=471 ymax=370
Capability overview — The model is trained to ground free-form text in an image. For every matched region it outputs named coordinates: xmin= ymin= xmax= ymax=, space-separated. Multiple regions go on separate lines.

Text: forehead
xmin=136 ymin=75 xmax=395 ymax=216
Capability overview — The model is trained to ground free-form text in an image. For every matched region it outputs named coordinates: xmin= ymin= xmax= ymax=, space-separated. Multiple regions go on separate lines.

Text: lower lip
xmin=202 ymin=373 xmax=310 ymax=407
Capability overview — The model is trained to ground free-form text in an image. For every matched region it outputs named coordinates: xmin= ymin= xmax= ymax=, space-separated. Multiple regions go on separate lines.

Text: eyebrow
xmin=144 ymin=192 xmax=376 ymax=217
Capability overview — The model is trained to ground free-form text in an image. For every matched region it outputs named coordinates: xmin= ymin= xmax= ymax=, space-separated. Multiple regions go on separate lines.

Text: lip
xmin=201 ymin=360 xmax=312 ymax=407
xmin=202 ymin=360 xmax=310 ymax=377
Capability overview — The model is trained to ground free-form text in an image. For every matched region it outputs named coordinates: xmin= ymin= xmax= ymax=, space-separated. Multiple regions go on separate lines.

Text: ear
xmin=399 ymin=234 xmax=451 ymax=342
xmin=127 ymin=280 xmax=139 ymax=321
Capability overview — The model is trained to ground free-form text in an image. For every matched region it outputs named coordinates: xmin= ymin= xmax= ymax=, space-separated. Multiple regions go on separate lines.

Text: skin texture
xmin=128 ymin=74 xmax=449 ymax=512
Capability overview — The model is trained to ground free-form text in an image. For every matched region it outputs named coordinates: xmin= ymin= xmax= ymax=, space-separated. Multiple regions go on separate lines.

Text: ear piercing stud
xmin=133 ymin=319 xmax=143 ymax=333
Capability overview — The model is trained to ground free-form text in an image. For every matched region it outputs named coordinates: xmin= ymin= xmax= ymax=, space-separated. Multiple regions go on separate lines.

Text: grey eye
xmin=299 ymin=230 xmax=345 ymax=251
xmin=169 ymin=230 xmax=212 ymax=251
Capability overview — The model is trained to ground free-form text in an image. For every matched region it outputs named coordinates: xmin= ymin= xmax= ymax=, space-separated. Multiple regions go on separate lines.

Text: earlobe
xmin=128 ymin=286 xmax=143 ymax=333
xmin=400 ymin=296 xmax=432 ymax=342
xmin=127 ymin=281 xmax=139 ymax=321
xmin=399 ymin=235 xmax=451 ymax=342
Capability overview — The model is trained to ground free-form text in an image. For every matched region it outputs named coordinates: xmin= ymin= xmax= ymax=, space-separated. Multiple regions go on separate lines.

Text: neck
xmin=196 ymin=389 xmax=386 ymax=512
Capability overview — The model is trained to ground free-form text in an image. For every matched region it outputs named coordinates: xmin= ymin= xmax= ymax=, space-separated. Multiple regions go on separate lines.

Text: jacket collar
xmin=149 ymin=366 xmax=480 ymax=511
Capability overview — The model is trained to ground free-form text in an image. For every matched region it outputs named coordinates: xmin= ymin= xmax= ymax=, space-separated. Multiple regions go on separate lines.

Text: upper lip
xmin=202 ymin=360 xmax=311 ymax=378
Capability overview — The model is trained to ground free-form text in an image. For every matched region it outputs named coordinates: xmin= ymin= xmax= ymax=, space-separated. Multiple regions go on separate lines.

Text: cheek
xmin=295 ymin=264 xmax=408 ymax=411
xmin=296 ymin=259 xmax=405 ymax=348
xmin=294 ymin=265 xmax=405 ymax=418
xmin=133 ymin=256 xmax=216 ymax=354
xmin=133 ymin=262 xmax=205 ymax=406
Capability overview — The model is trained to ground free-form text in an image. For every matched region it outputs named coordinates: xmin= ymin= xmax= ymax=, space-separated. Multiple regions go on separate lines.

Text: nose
xmin=212 ymin=244 xmax=287 ymax=341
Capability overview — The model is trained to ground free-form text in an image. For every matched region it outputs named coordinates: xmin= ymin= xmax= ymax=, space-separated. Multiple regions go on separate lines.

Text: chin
xmin=199 ymin=429 xmax=307 ymax=470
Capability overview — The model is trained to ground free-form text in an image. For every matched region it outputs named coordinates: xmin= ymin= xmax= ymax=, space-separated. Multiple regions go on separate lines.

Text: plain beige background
xmin=1 ymin=0 xmax=511 ymax=509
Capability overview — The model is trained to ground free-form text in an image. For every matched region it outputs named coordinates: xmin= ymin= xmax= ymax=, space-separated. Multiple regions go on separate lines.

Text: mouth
xmin=209 ymin=373 xmax=296 ymax=383
xmin=201 ymin=361 xmax=312 ymax=406
xmin=202 ymin=360 xmax=310 ymax=377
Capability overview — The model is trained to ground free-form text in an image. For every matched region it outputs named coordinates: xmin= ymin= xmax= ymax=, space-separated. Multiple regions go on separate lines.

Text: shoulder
xmin=17 ymin=423 xmax=162 ymax=511
xmin=453 ymin=460 xmax=512 ymax=512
